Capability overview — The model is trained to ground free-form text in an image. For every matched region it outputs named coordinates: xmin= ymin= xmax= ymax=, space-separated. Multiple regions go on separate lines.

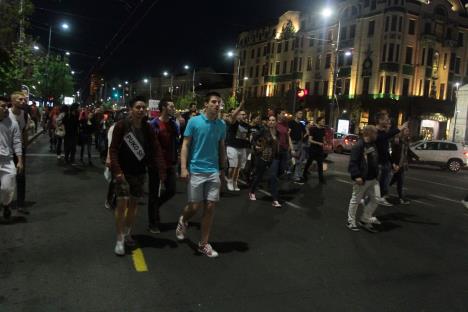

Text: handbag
xmin=55 ymin=125 xmax=65 ymax=138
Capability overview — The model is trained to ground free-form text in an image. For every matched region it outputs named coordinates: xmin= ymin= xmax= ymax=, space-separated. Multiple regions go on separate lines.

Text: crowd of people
xmin=1 ymin=90 xmax=467 ymax=259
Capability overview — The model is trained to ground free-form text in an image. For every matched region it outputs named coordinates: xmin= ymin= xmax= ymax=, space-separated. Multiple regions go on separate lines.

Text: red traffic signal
xmin=296 ymin=88 xmax=308 ymax=99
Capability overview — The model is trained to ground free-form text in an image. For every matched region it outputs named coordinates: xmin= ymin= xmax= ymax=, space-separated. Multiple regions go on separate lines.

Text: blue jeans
xmin=250 ymin=158 xmax=279 ymax=201
xmin=379 ymin=162 xmax=392 ymax=197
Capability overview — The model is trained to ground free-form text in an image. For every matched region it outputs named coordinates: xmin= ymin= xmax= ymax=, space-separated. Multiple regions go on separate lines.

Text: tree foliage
xmin=0 ymin=0 xmax=34 ymax=53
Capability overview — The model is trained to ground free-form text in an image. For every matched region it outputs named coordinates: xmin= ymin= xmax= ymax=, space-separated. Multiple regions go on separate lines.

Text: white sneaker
xmin=377 ymin=198 xmax=393 ymax=207
xmin=462 ymin=200 xmax=468 ymax=210
xmin=198 ymin=243 xmax=219 ymax=258
xmin=226 ymin=179 xmax=234 ymax=191
xmin=176 ymin=216 xmax=188 ymax=241
xmin=366 ymin=216 xmax=382 ymax=225
xmin=114 ymin=240 xmax=125 ymax=256
xmin=233 ymin=181 xmax=240 ymax=191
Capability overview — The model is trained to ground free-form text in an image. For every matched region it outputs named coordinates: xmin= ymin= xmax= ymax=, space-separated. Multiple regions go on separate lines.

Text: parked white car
xmin=409 ymin=140 xmax=468 ymax=172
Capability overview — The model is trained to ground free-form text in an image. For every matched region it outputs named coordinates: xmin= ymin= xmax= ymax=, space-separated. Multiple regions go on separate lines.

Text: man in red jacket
xmin=109 ymin=96 xmax=166 ymax=256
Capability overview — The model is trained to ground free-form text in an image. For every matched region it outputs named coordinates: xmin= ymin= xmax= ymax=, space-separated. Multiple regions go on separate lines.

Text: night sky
xmin=30 ymin=0 xmax=313 ymax=91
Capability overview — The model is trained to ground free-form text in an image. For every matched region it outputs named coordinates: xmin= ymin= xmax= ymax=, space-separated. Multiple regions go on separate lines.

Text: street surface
xmin=1 ymin=135 xmax=467 ymax=312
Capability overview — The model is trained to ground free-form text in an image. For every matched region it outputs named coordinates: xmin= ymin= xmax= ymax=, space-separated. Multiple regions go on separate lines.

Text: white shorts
xmin=0 ymin=159 xmax=17 ymax=206
xmin=227 ymin=146 xmax=248 ymax=169
xmin=188 ymin=172 xmax=221 ymax=203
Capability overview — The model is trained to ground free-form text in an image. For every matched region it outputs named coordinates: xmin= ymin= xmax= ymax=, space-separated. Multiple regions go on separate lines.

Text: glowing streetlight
xmin=112 ymin=87 xmax=116 ymax=90
xmin=71 ymin=71 xmax=75 ymax=75
xmin=33 ymin=45 xmax=40 ymax=51
xmin=163 ymin=71 xmax=169 ymax=77
xmin=143 ymin=78 xmax=149 ymax=83
xmin=125 ymin=81 xmax=128 ymax=85
xmin=345 ymin=51 xmax=352 ymax=56
xmin=226 ymin=50 xmax=235 ymax=58
xmin=65 ymin=63 xmax=69 ymax=67
xmin=118 ymin=84 xmax=122 ymax=88
xmin=184 ymin=65 xmax=190 ymax=70
xmin=61 ymin=23 xmax=70 ymax=30
xmin=321 ymin=8 xmax=333 ymax=18
xmin=65 ymin=51 xmax=70 ymax=56
xmin=244 ymin=77 xmax=249 ymax=80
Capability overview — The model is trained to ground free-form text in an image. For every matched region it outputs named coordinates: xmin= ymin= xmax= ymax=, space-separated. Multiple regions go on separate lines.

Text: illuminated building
xmin=234 ymin=0 xmax=468 ymax=139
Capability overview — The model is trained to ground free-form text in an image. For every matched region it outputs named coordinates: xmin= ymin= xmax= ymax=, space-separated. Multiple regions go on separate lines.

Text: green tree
xmin=0 ymin=40 xmax=42 ymax=94
xmin=176 ymin=94 xmax=195 ymax=111
xmin=0 ymin=0 xmax=34 ymax=54
xmin=224 ymin=95 xmax=238 ymax=111
xmin=35 ymin=54 xmax=74 ymax=101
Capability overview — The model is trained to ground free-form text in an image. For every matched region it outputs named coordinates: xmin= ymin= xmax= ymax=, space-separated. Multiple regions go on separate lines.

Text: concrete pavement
xmin=1 ymin=135 xmax=467 ymax=312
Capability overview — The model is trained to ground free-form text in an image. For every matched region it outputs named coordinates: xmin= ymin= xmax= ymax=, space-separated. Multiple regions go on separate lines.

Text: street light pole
xmin=192 ymin=68 xmax=196 ymax=99
xmin=330 ymin=19 xmax=341 ymax=129
xmin=47 ymin=26 xmax=52 ymax=59
xmin=451 ymin=82 xmax=460 ymax=142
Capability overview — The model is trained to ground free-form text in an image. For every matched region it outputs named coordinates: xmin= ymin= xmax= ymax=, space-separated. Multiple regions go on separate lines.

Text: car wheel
xmin=336 ymin=145 xmax=344 ymax=154
xmin=447 ymin=159 xmax=462 ymax=172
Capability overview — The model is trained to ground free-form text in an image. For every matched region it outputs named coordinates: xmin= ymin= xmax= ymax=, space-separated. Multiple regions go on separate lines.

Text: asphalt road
xmin=1 ymin=135 xmax=467 ymax=312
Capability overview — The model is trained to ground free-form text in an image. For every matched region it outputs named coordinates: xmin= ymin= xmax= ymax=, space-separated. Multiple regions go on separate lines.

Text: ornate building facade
xmin=235 ymin=0 xmax=468 ymax=139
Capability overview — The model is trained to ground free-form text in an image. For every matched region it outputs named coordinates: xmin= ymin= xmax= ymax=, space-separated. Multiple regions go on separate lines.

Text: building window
xmin=402 ymin=78 xmax=410 ymax=96
xmin=392 ymin=76 xmax=397 ymax=94
xmin=307 ymin=57 xmax=312 ymax=71
xmin=385 ymin=76 xmax=391 ymax=93
xmin=285 ymin=41 xmax=289 ymax=52
xmin=290 ymin=60 xmax=294 ymax=73
xmin=323 ymin=81 xmax=329 ymax=96
xmin=371 ymin=0 xmax=376 ymax=10
xmin=277 ymin=42 xmax=282 ymax=53
xmin=408 ymin=20 xmax=415 ymax=35
xmin=257 ymin=48 xmax=261 ymax=58
xmin=379 ymin=76 xmax=384 ymax=93
xmin=315 ymin=55 xmax=321 ymax=70
xmin=455 ymin=57 xmax=461 ymax=74
xmin=368 ymin=21 xmax=375 ymax=37
xmin=421 ymin=48 xmax=426 ymax=66
xmin=364 ymin=0 xmax=370 ymax=7
xmin=362 ymin=77 xmax=370 ymax=95
xmin=270 ymin=63 xmax=274 ymax=75
xmin=253 ymin=86 xmax=258 ymax=97
xmin=350 ymin=25 xmax=356 ymax=39
xmin=251 ymin=49 xmax=255 ymax=59
xmin=391 ymin=16 xmax=397 ymax=31
xmin=382 ymin=44 xmax=387 ymax=61
xmin=283 ymin=61 xmax=287 ymax=74
xmin=405 ymin=47 xmax=413 ymax=64
xmin=423 ymin=80 xmax=430 ymax=96
xmin=424 ymin=23 xmax=431 ymax=34
xmin=280 ymin=84 xmax=285 ymax=96
xmin=426 ymin=48 xmax=434 ymax=66
xmin=340 ymin=26 xmax=347 ymax=40
xmin=305 ymin=81 xmax=311 ymax=92
xmin=275 ymin=62 xmax=280 ymax=75
xmin=263 ymin=44 xmax=269 ymax=56
xmin=439 ymin=83 xmax=445 ymax=100
xmin=458 ymin=32 xmax=464 ymax=47
xmin=395 ymin=45 xmax=400 ymax=62
xmin=344 ymin=79 xmax=351 ymax=95
xmin=398 ymin=16 xmax=403 ymax=32
xmin=309 ymin=36 xmax=315 ymax=47
xmin=385 ymin=16 xmax=390 ymax=32
xmin=314 ymin=81 xmax=320 ymax=94
xmin=249 ymin=67 xmax=253 ymax=78
xmin=298 ymin=57 xmax=303 ymax=72
xmin=255 ymin=65 xmax=259 ymax=77
xmin=325 ymin=54 xmax=331 ymax=69
xmin=449 ymin=53 xmax=455 ymax=71
xmin=388 ymin=43 xmax=394 ymax=62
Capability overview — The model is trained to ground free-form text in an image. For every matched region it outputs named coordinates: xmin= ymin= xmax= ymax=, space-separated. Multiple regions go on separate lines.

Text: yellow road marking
xmin=132 ymin=248 xmax=148 ymax=272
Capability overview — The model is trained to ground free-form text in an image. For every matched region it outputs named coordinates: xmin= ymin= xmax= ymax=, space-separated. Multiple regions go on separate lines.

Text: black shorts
xmin=115 ymin=174 xmax=145 ymax=198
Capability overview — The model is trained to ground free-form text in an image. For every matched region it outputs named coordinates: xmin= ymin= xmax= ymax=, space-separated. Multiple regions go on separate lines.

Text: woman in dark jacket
xmin=249 ymin=115 xmax=282 ymax=208
xmin=390 ymin=128 xmax=419 ymax=204
xmin=79 ymin=111 xmax=96 ymax=165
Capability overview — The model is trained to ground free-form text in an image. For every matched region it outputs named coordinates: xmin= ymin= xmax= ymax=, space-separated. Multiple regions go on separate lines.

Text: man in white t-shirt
xmin=9 ymin=92 xmax=29 ymax=214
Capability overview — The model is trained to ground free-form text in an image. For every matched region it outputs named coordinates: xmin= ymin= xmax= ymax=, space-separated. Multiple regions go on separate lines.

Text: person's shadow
xmin=182 ymin=239 xmax=249 ymax=256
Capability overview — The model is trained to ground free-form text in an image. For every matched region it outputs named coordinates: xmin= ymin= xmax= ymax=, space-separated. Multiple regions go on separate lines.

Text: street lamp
xmin=321 ymin=6 xmax=341 ymax=128
xmin=48 ymin=21 xmax=70 ymax=58
xmin=71 ymin=71 xmax=75 ymax=75
xmin=33 ymin=45 xmax=40 ymax=51
xmin=226 ymin=50 xmax=242 ymax=99
xmin=452 ymin=82 xmax=461 ymax=142
xmin=143 ymin=78 xmax=152 ymax=99
xmin=65 ymin=51 xmax=70 ymax=56
xmin=61 ymin=23 xmax=70 ymax=30
xmin=184 ymin=65 xmax=190 ymax=70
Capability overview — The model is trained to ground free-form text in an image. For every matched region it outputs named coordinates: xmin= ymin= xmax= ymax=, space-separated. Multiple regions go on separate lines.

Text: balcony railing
xmin=379 ymin=62 xmax=400 ymax=73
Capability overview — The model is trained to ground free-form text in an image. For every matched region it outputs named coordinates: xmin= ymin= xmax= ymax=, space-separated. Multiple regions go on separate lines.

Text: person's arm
xmin=229 ymin=101 xmax=245 ymax=123
xmin=348 ymin=142 xmax=363 ymax=182
xmin=180 ymin=136 xmax=192 ymax=181
xmin=219 ymin=139 xmax=227 ymax=171
xmin=109 ymin=122 xmax=125 ymax=181
xmin=407 ymin=145 xmax=420 ymax=161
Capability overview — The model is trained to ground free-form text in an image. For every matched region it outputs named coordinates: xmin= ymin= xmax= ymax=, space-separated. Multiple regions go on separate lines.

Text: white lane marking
xmin=27 ymin=153 xmax=100 ymax=158
xmin=428 ymin=194 xmax=463 ymax=204
xmin=336 ymin=178 xmax=352 ymax=185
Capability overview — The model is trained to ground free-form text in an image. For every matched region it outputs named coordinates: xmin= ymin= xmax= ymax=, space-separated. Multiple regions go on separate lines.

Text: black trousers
xmin=64 ymin=135 xmax=77 ymax=163
xmin=147 ymin=166 xmax=177 ymax=226
xmin=390 ymin=169 xmax=405 ymax=199
xmin=303 ymin=149 xmax=324 ymax=181
xmin=13 ymin=151 xmax=26 ymax=207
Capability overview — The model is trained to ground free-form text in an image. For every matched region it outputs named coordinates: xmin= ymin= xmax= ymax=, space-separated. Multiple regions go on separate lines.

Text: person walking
xmin=390 ymin=128 xmax=419 ymax=204
xmin=62 ymin=105 xmax=80 ymax=164
xmin=347 ymin=125 xmax=380 ymax=233
xmin=275 ymin=110 xmax=292 ymax=176
xmin=55 ymin=105 xmax=67 ymax=159
xmin=147 ymin=98 xmax=179 ymax=234
xmin=0 ymin=97 xmax=23 ymax=219
xmin=249 ymin=115 xmax=282 ymax=208
xmin=175 ymin=92 xmax=226 ymax=258
xmin=79 ymin=111 xmax=96 ymax=165
xmin=289 ymin=109 xmax=306 ymax=184
xmin=225 ymin=101 xmax=250 ymax=191
xmin=109 ymin=96 xmax=166 ymax=256
xmin=303 ymin=117 xmax=326 ymax=184
xmin=8 ymin=92 xmax=29 ymax=214
xmin=375 ymin=112 xmax=408 ymax=207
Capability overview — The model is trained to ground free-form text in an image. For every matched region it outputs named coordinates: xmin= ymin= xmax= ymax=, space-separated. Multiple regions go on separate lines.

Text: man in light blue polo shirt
xmin=176 ymin=91 xmax=226 ymax=258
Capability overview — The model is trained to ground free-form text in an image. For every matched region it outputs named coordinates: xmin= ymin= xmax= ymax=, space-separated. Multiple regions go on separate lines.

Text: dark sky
xmin=30 ymin=0 xmax=312 ymax=90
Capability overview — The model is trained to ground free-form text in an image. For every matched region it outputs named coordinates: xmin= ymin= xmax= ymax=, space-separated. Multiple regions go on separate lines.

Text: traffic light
xmin=296 ymin=88 xmax=308 ymax=101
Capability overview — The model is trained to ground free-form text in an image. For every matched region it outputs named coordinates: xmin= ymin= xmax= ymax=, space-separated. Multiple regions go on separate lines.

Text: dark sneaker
xmin=293 ymin=178 xmax=305 ymax=185
xmin=124 ymin=235 xmax=137 ymax=247
xmin=3 ymin=206 xmax=11 ymax=219
xmin=359 ymin=221 xmax=379 ymax=233
xmin=148 ymin=224 xmax=161 ymax=234
xmin=198 ymin=243 xmax=219 ymax=258
xmin=347 ymin=221 xmax=360 ymax=232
